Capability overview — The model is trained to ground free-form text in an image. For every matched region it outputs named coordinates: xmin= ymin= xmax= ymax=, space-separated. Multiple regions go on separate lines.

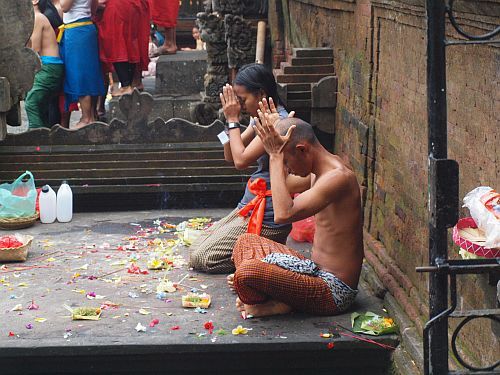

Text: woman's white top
xmin=63 ymin=0 xmax=92 ymax=24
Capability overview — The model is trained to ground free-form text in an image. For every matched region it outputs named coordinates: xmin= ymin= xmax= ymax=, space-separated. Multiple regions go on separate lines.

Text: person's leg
xmin=26 ymin=64 xmax=63 ymax=129
xmin=189 ymin=208 xmax=249 ymax=274
xmin=112 ymin=62 xmax=134 ymax=96
xmin=232 ymin=233 xmax=306 ymax=268
xmin=231 ymin=233 xmax=337 ymax=316
xmin=60 ymin=111 xmax=71 ymax=128
xmin=132 ymin=66 xmax=143 ymax=91
xmin=25 ymin=75 xmax=47 ymax=129
xmin=96 ymin=72 xmax=109 ymax=121
xmin=75 ymin=95 xmax=94 ymax=128
xmin=234 ymin=259 xmax=338 ymax=316
xmin=227 ymin=231 xmax=296 ymax=289
xmin=149 ymin=0 xmax=179 ymax=56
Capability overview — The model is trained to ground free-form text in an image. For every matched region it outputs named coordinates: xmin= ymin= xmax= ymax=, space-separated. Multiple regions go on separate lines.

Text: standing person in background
xmin=59 ymin=0 xmax=105 ymax=128
xmin=131 ymin=0 xmax=150 ymax=91
xmin=96 ymin=0 xmax=149 ymax=95
xmin=148 ymin=0 xmax=179 ymax=56
xmin=26 ymin=0 xmax=64 ymax=129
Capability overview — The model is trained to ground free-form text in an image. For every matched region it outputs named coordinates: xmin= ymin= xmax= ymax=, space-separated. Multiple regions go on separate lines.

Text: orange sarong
xmin=238 ymin=178 xmax=272 ymax=235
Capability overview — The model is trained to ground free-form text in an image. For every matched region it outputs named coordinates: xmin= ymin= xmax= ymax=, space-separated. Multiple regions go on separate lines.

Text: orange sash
xmin=238 ymin=178 xmax=272 ymax=235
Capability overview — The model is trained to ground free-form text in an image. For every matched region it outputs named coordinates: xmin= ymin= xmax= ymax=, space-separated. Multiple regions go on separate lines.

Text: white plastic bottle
xmin=39 ymin=185 xmax=57 ymax=224
xmin=56 ymin=180 xmax=73 ymax=223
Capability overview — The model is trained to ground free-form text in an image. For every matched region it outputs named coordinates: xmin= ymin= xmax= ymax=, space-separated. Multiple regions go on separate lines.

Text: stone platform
xmin=109 ymin=51 xmax=207 ymax=122
xmin=0 ymin=210 xmax=398 ymax=374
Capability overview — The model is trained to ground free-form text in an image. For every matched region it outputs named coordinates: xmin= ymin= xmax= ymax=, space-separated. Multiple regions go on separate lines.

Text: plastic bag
xmin=0 ymin=171 xmax=37 ymax=219
xmin=290 ymin=216 xmax=315 ymax=243
xmin=462 ymin=186 xmax=500 ymax=249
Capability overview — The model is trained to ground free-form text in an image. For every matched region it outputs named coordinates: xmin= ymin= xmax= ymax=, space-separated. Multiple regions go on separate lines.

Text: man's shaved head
xmin=275 ymin=117 xmax=318 ymax=149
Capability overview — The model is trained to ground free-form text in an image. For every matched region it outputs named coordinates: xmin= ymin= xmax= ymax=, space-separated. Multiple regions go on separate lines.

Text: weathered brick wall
xmin=273 ymin=0 xmax=499 ymax=367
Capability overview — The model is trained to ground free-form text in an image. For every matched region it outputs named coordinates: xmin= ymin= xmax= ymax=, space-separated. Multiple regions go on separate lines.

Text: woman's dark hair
xmin=233 ymin=63 xmax=280 ymax=105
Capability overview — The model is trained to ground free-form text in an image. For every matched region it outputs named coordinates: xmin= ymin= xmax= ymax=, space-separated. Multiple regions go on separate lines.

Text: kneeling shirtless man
xmin=231 ymin=113 xmax=364 ymax=317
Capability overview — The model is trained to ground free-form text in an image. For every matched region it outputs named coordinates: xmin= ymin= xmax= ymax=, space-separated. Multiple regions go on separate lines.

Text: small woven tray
xmin=0 ymin=213 xmax=38 ymax=230
xmin=453 ymin=217 xmax=500 ymax=258
xmin=0 ymin=234 xmax=33 ymax=262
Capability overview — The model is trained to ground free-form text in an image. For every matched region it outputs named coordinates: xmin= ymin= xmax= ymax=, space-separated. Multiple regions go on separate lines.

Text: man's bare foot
xmin=111 ymin=86 xmax=134 ymax=97
xmin=243 ymin=300 xmax=293 ymax=317
xmin=227 ymin=274 xmax=235 ymax=292
xmin=150 ymin=44 xmax=177 ymax=57
xmin=235 ymin=297 xmax=245 ymax=312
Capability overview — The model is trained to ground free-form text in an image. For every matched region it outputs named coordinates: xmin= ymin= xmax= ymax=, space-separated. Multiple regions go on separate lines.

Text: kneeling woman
xmin=189 ymin=64 xmax=293 ymax=274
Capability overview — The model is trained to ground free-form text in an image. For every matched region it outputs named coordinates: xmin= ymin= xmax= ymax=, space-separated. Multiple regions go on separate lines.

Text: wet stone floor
xmin=0 ymin=210 xmax=397 ymax=374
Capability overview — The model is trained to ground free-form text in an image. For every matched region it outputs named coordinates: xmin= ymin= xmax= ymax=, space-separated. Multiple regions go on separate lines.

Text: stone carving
xmin=1 ymin=89 xmax=225 ymax=146
xmin=0 ymin=0 xmax=40 ymax=140
xmin=192 ymin=2 xmax=267 ymax=124
xmin=225 ymin=14 xmax=256 ymax=69
xmin=205 ymin=0 xmax=267 ymax=16
xmin=204 ymin=74 xmax=227 ymax=103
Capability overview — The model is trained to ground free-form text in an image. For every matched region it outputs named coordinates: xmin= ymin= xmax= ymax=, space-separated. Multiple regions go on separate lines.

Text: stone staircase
xmin=274 ymin=48 xmax=335 ymax=122
xmin=0 ymin=91 xmax=252 ymax=211
xmin=274 ymin=48 xmax=337 ymax=147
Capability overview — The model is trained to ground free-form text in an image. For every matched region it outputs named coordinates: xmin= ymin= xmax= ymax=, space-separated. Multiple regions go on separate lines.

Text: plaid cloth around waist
xmin=262 ymin=253 xmax=358 ymax=312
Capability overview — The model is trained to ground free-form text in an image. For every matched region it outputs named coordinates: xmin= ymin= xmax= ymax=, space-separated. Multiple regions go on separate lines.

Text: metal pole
xmin=426 ymin=0 xmax=449 ymax=373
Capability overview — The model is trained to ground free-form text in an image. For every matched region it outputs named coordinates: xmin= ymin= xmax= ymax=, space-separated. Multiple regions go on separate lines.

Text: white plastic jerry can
xmin=39 ymin=185 xmax=57 ymax=224
xmin=56 ymin=180 xmax=73 ymax=223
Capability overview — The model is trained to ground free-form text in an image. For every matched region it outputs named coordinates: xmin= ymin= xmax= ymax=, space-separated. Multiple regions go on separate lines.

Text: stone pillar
xmin=190 ymin=0 xmax=268 ymax=124
xmin=0 ymin=0 xmax=40 ymax=140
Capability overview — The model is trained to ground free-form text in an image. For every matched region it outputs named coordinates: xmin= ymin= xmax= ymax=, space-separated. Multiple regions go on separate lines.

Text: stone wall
xmin=271 ymin=0 xmax=499 ymax=368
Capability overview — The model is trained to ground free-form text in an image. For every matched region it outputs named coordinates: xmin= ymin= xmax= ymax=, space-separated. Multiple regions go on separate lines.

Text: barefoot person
xmin=232 ymin=115 xmax=364 ymax=317
xmin=59 ymin=0 xmax=105 ymax=128
xmin=189 ymin=64 xmax=298 ymax=274
xmin=96 ymin=0 xmax=149 ymax=96
xmin=148 ymin=0 xmax=179 ymax=56
xmin=25 ymin=0 xmax=64 ymax=129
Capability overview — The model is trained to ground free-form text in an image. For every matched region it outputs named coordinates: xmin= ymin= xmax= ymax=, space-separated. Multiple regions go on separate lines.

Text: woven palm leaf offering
xmin=351 ymin=311 xmax=398 ymax=336
xmin=0 ymin=234 xmax=33 ymax=262
xmin=181 ymin=292 xmax=211 ymax=308
xmin=63 ymin=305 xmax=102 ymax=320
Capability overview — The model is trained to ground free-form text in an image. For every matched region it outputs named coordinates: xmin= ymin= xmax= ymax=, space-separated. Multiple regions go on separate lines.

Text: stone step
xmin=294 ymin=47 xmax=333 ymax=58
xmin=0 ymin=158 xmax=228 ymax=170
xmin=283 ymin=83 xmax=312 ymax=92
xmin=0 ymin=166 xmax=252 ymax=180
xmin=281 ymin=62 xmax=335 ymax=75
xmin=109 ymin=94 xmax=200 ymax=123
xmin=155 ymin=50 xmax=207 ymax=96
xmin=289 ymin=56 xmax=334 ymax=66
xmin=0 ymin=149 xmax=224 ymax=163
xmin=288 ymin=91 xmax=311 ymax=100
xmin=276 ymin=73 xmax=333 ymax=84
xmin=286 ymin=99 xmax=312 ymax=109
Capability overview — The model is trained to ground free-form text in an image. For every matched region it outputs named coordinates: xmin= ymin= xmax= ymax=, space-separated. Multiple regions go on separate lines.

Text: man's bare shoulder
xmin=315 ymin=161 xmax=359 ymax=198
xmin=34 ymin=12 xmax=51 ymax=27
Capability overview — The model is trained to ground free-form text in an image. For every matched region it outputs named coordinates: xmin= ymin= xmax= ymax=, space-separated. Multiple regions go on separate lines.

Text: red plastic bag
xmin=35 ymin=188 xmax=41 ymax=214
xmin=290 ymin=216 xmax=315 ymax=243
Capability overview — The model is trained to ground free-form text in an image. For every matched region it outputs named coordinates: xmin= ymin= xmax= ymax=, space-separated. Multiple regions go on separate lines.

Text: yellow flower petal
xmin=231 ymin=325 xmax=249 ymax=335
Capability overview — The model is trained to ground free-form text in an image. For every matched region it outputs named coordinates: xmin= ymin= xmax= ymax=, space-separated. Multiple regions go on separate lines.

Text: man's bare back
xmin=309 ymin=155 xmax=364 ymax=289
xmin=30 ymin=9 xmax=59 ymax=58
